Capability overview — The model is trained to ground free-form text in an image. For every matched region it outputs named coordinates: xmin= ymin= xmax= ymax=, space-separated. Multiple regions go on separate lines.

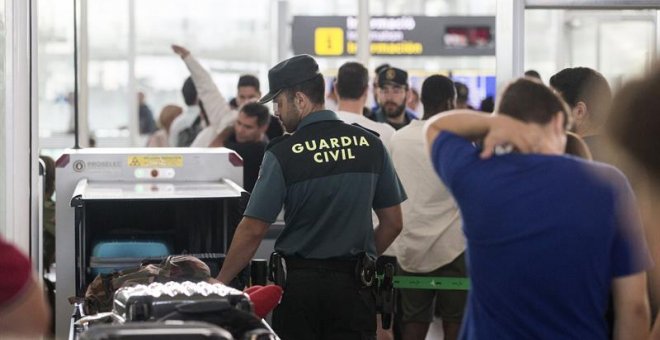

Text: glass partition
xmin=39 ymin=0 xmax=273 ymax=153
xmin=525 ymin=9 xmax=657 ymax=89
xmin=39 ymin=0 xmax=502 ymax=152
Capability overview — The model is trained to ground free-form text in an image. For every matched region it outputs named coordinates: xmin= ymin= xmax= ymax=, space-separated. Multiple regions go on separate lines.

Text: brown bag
xmin=80 ymin=255 xmax=212 ymax=314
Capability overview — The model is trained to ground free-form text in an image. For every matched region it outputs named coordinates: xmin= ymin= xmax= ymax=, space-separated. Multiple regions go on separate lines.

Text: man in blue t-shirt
xmin=424 ymin=78 xmax=652 ymax=339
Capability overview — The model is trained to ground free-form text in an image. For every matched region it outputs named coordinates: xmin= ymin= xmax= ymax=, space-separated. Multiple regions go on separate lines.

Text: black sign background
xmin=292 ymin=16 xmax=496 ymax=57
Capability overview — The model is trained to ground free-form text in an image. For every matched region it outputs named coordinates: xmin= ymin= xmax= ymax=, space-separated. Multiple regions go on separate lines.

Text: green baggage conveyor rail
xmin=378 ymin=275 xmax=470 ymax=290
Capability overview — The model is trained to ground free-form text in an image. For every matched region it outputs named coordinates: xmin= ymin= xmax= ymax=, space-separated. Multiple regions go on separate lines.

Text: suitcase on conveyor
xmin=79 ymin=321 xmax=233 ymax=340
xmin=112 ymin=281 xmax=252 ymax=321
xmin=102 ymin=281 xmax=278 ymax=340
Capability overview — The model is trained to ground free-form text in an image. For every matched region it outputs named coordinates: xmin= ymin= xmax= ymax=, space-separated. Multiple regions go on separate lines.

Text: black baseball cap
xmin=375 ymin=63 xmax=390 ymax=76
xmin=378 ymin=67 xmax=408 ymax=87
xmin=258 ymin=54 xmax=321 ymax=104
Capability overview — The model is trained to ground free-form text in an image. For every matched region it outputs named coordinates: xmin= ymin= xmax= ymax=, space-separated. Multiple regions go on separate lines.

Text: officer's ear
xmin=294 ymin=91 xmax=307 ymax=111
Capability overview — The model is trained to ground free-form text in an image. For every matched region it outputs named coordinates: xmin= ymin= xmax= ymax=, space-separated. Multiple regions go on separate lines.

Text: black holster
xmin=354 ymin=253 xmax=376 ymax=289
xmin=268 ymin=252 xmax=287 ymax=288
xmin=377 ymin=262 xmax=395 ymax=329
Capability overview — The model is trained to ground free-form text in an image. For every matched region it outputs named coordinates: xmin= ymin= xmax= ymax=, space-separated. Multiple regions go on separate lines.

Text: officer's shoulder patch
xmin=266 ymin=134 xmax=291 ymax=151
xmin=351 ymin=123 xmax=381 ymax=138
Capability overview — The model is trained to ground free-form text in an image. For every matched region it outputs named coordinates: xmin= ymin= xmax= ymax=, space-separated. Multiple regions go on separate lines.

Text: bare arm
xmin=423 ymin=110 xmax=546 ymax=158
xmin=217 ymin=216 xmax=270 ymax=283
xmin=0 ymin=276 xmax=50 ymax=337
xmin=374 ymin=205 xmax=403 ymax=256
xmin=651 ymin=315 xmax=660 ymax=339
xmin=650 ymin=314 xmax=660 ymax=340
xmin=612 ymin=272 xmax=650 ymax=340
xmin=644 ymin=199 xmax=660 ymax=330
xmin=424 ymin=110 xmax=494 ymax=147
xmin=209 ymin=125 xmax=234 ymax=147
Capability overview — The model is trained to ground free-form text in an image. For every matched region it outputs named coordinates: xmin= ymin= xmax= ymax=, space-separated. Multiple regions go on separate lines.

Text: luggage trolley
xmin=55 ymin=148 xmax=248 ymax=339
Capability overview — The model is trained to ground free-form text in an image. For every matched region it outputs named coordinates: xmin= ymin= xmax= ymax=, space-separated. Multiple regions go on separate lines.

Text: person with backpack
xmin=171 ymin=45 xmax=283 ymax=148
xmin=168 ymin=76 xmax=210 ymax=147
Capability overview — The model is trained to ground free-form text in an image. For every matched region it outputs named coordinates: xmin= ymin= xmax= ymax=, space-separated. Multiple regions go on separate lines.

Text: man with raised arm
xmin=171 ymin=45 xmax=282 ymax=148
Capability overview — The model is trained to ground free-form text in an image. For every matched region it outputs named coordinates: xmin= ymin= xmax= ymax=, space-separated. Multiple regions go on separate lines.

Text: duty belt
xmin=285 ymin=257 xmax=356 ymax=273
xmin=286 ymin=256 xmax=376 ymax=288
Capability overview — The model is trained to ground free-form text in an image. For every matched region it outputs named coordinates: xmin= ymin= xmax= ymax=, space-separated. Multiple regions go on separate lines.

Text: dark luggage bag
xmin=79 ymin=321 xmax=233 ymax=340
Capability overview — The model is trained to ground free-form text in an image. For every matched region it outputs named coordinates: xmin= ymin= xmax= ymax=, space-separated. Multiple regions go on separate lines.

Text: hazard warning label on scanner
xmin=128 ymin=155 xmax=183 ymax=168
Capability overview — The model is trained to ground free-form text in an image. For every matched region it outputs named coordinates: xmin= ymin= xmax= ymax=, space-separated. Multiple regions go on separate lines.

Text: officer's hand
xmin=171 ymin=44 xmax=190 ymax=58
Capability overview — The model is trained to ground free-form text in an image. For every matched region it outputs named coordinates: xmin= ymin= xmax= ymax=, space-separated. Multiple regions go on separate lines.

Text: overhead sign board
xmin=292 ymin=16 xmax=495 ymax=57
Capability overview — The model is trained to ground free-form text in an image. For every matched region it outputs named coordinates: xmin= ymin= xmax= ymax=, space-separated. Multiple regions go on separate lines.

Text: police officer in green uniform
xmin=217 ymin=55 xmax=406 ymax=340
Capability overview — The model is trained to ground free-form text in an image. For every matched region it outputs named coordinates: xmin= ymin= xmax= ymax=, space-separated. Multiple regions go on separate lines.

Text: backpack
xmin=177 ymin=115 xmax=203 ymax=147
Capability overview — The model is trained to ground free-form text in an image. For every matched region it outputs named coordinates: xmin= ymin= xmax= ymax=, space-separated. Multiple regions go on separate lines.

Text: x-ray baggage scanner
xmin=55 ymin=148 xmax=246 ymax=338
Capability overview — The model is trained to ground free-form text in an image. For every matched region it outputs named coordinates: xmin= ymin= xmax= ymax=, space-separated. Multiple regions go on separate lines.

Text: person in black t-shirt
xmin=210 ymin=102 xmax=270 ymax=192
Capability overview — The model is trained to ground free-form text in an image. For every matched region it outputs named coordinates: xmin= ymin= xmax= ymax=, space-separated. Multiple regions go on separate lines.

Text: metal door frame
xmin=2 ymin=0 xmax=39 ymax=258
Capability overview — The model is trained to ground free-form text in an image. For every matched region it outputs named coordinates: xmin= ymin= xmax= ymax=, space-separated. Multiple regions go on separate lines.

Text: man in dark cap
xmin=217 ymin=54 xmax=406 ymax=340
xmin=370 ymin=63 xmax=390 ymax=115
xmin=371 ymin=66 xmax=417 ymax=130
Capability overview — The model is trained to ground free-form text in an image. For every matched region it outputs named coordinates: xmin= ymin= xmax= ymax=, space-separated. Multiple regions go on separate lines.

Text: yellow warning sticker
xmin=315 ymin=27 xmax=344 ymax=56
xmin=128 ymin=155 xmax=183 ymax=168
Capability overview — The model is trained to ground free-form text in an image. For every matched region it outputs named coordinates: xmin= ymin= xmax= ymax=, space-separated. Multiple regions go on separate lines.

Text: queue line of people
xmin=97 ymin=49 xmax=660 ymax=339
xmin=211 ymin=54 xmax=659 ymax=340
xmin=3 ymin=47 xmax=660 ymax=340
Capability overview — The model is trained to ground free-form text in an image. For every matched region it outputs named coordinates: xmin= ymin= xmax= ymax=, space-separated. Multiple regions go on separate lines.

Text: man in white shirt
xmin=334 ymin=62 xmax=395 ymax=150
xmin=171 ymin=46 xmax=282 ymax=192
xmin=335 ymin=61 xmax=398 ymax=340
xmin=171 ymin=45 xmax=262 ymax=148
xmin=390 ymin=75 xmax=467 ymax=340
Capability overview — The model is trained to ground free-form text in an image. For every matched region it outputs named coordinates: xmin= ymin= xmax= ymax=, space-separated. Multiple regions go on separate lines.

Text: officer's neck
xmin=300 ymin=103 xmax=326 ymax=120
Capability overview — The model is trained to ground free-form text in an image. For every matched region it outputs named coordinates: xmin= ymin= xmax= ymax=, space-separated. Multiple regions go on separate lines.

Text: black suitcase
xmin=79 ymin=321 xmax=233 ymax=340
xmin=113 ymin=281 xmax=252 ymax=321
xmin=76 ymin=281 xmax=277 ymax=340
